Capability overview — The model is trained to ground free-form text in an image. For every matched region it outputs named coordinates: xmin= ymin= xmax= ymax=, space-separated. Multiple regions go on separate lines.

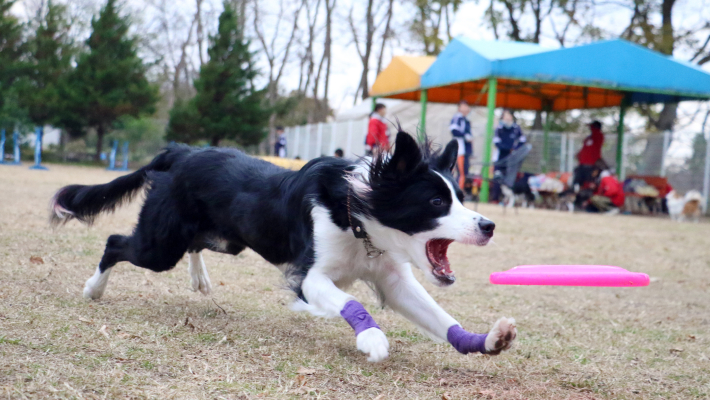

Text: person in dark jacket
xmin=494 ymin=109 xmax=526 ymax=161
xmin=491 ymin=110 xmax=526 ymax=202
xmin=449 ymin=100 xmax=473 ymax=188
xmin=274 ymin=126 xmax=287 ymax=157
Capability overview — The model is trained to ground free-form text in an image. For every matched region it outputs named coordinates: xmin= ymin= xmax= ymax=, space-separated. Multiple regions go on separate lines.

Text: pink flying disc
xmin=490 ymin=265 xmax=649 ymax=287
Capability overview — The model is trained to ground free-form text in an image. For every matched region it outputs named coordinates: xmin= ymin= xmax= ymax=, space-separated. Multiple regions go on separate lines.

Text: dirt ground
xmin=1 ymin=164 xmax=709 ymax=399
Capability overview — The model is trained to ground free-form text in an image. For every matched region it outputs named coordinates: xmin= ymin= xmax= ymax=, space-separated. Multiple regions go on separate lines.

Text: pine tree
xmin=67 ymin=0 xmax=158 ymax=160
xmin=166 ymin=100 xmax=202 ymax=143
xmin=0 ymin=0 xmax=27 ymax=131
xmin=167 ymin=2 xmax=268 ymax=147
xmin=18 ymin=1 xmax=75 ymax=128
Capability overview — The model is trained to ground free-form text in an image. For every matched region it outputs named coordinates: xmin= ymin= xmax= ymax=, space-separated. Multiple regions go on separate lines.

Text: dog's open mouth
xmin=426 ymin=239 xmax=455 ymax=285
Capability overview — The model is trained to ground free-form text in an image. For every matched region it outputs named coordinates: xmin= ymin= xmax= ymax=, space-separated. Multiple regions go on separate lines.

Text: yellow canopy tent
xmin=370 ymin=56 xmax=436 ymax=100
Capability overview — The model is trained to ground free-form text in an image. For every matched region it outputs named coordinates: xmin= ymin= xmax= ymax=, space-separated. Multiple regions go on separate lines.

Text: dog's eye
xmin=430 ymin=197 xmax=443 ymax=207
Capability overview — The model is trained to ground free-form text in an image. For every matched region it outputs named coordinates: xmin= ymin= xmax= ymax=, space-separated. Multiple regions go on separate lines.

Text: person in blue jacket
xmin=274 ymin=126 xmax=287 ymax=157
xmin=449 ymin=100 xmax=473 ymax=189
xmin=491 ymin=110 xmax=526 ymax=202
xmin=494 ymin=109 xmax=526 ymax=162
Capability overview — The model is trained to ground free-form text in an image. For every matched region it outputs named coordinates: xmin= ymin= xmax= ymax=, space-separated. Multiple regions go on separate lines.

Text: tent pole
xmin=542 ymin=102 xmax=552 ymax=173
xmin=703 ymin=126 xmax=710 ymax=214
xmin=419 ymin=89 xmax=428 ymax=142
xmin=616 ymin=98 xmax=629 ymax=176
xmin=480 ymin=78 xmax=498 ymax=203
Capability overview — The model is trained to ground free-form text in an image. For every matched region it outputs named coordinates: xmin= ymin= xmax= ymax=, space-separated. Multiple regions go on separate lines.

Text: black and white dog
xmin=50 ymin=132 xmax=516 ymax=362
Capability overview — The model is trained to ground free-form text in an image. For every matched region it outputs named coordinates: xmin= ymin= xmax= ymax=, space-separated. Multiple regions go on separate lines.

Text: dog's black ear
xmin=387 ymin=132 xmax=422 ymax=176
xmin=434 ymin=139 xmax=458 ymax=172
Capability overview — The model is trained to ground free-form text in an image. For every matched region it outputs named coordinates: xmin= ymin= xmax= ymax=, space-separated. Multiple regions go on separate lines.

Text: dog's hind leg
xmin=187 ymin=252 xmax=212 ymax=295
xmin=83 ymin=235 xmax=129 ymax=299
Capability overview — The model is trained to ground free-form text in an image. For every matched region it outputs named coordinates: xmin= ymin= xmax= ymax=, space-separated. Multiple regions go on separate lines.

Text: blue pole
xmin=107 ymin=140 xmax=118 ymax=170
xmin=29 ymin=126 xmax=48 ymax=170
xmin=0 ymin=129 xmax=5 ymax=164
xmin=12 ymin=130 xmax=21 ymax=165
xmin=120 ymin=141 xmax=129 ymax=171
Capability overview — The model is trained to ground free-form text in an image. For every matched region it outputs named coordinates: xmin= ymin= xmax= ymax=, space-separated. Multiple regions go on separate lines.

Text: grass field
xmin=1 ymin=164 xmax=709 ymax=399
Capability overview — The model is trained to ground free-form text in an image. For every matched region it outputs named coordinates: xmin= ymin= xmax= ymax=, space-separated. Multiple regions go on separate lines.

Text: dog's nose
xmin=478 ymin=219 xmax=495 ymax=235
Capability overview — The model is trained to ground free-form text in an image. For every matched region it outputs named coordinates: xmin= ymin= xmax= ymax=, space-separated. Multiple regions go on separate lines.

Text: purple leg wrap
xmin=340 ymin=300 xmax=380 ymax=336
xmin=447 ymin=324 xmax=488 ymax=354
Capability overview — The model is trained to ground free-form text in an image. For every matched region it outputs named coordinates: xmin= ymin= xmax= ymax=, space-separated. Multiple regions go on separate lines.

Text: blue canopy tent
xmin=374 ymin=37 xmax=710 ymax=201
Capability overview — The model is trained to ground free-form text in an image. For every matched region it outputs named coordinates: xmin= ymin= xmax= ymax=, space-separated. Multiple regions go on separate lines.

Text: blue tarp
xmin=421 ymin=38 xmax=710 ymax=108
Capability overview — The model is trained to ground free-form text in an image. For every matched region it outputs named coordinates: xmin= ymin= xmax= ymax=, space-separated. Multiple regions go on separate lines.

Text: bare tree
xmin=547 ymin=0 xmax=582 ymax=47
xmin=301 ymin=0 xmax=323 ymax=98
xmin=253 ymin=0 xmax=304 ymax=152
xmin=312 ymin=0 xmax=337 ymax=116
xmin=348 ymin=0 xmax=376 ymax=101
xmin=375 ymin=0 xmax=394 ymax=75
xmin=195 ymin=0 xmax=205 ymax=66
xmin=409 ymin=0 xmax=461 ymax=56
xmin=322 ymin=0 xmax=336 ymax=104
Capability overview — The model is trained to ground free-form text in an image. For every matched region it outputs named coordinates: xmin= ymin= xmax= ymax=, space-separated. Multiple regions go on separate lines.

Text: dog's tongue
xmin=426 ymin=239 xmax=454 ymax=275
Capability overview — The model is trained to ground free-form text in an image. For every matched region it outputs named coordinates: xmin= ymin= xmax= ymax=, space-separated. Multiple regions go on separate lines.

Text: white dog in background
xmin=666 ymin=190 xmax=704 ymax=222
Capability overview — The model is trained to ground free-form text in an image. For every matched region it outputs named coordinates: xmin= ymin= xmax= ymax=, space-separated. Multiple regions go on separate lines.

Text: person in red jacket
xmin=573 ymin=120 xmax=606 ymax=191
xmin=588 ymin=170 xmax=625 ymax=214
xmin=365 ymin=103 xmax=389 ymax=155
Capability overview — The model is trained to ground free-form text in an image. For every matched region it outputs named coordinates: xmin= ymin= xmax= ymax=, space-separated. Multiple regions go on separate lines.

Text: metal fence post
xmin=346 ymin=120 xmax=354 ymax=158
xmin=703 ymin=132 xmax=710 ymax=214
xmin=316 ymin=123 xmax=323 ymax=158
xmin=363 ymin=118 xmax=369 ymax=153
xmin=560 ymin=133 xmax=566 ymax=172
xmin=567 ymin=135 xmax=575 ymax=173
xmin=661 ymin=130 xmax=671 ymax=176
xmin=293 ymin=126 xmax=300 ymax=159
xmin=621 ymin=133 xmax=629 ymax=180
xmin=304 ymin=124 xmax=311 ymax=160
xmin=329 ymin=122 xmax=337 ymax=156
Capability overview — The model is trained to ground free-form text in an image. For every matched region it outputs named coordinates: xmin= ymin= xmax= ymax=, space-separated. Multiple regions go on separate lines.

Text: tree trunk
xmin=95 ymin=125 xmax=105 ymax=162
xmin=375 ymin=0 xmax=393 ymax=75
xmin=196 ymin=0 xmax=205 ymax=66
xmin=323 ymin=0 xmax=334 ymax=106
xmin=211 ymin=136 xmax=220 ymax=147
xmin=640 ymin=103 xmax=678 ymax=173
xmin=360 ymin=0 xmax=375 ymax=100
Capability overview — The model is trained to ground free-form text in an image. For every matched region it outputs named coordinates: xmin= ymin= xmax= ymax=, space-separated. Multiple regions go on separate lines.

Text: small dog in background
xmin=666 ymin=190 xmax=704 ymax=222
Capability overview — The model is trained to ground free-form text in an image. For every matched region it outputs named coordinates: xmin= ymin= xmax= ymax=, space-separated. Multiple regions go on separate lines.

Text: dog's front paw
xmin=484 ymin=317 xmax=517 ymax=355
xmin=356 ymin=327 xmax=389 ymax=362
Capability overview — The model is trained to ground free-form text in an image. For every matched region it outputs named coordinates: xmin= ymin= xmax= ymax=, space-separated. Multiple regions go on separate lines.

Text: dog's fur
xmin=50 ymin=132 xmax=516 ymax=362
xmin=667 ymin=190 xmax=703 ymax=222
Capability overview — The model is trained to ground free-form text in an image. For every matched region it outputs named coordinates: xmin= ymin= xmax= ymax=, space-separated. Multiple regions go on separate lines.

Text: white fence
xmin=284 ymin=119 xmax=369 ymax=160
xmin=285 ymin=119 xmax=710 ymax=211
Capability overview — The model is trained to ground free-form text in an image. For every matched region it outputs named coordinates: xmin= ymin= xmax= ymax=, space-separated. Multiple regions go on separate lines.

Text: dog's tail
xmin=50 ymin=144 xmax=192 ymax=226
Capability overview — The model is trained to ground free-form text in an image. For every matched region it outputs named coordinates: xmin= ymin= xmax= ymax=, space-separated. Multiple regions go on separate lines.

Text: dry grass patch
xmin=1 ymin=164 xmax=709 ymax=399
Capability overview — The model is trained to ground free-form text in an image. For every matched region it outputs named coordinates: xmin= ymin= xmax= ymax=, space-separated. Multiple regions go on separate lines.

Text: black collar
xmin=346 ymin=187 xmax=384 ymax=258
xmin=347 ymin=188 xmax=368 ymax=239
